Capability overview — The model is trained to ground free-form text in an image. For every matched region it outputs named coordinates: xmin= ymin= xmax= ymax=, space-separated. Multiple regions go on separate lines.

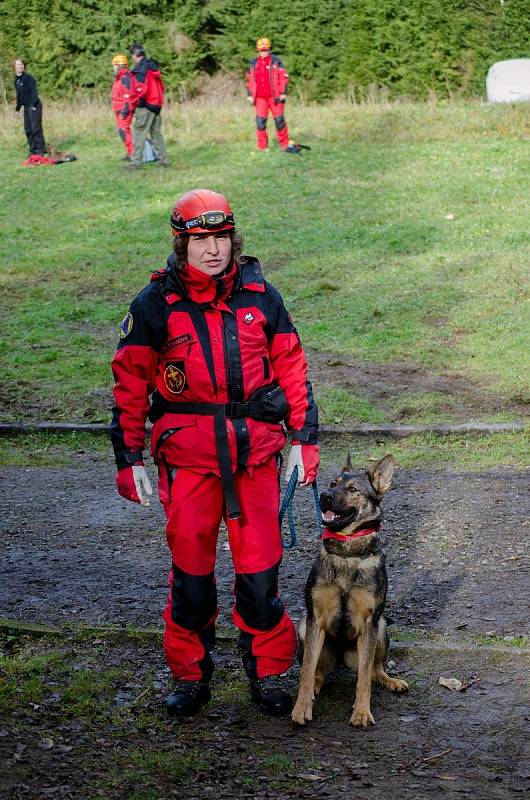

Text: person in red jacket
xmin=111 ymin=189 xmax=319 ymax=717
xmin=111 ymin=54 xmax=133 ymax=160
xmin=246 ymin=38 xmax=298 ymax=153
xmin=127 ymin=43 xmax=169 ymax=169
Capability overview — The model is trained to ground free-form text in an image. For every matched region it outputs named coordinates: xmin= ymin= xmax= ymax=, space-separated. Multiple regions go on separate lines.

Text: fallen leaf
xmin=438 ymin=676 xmax=464 ymax=691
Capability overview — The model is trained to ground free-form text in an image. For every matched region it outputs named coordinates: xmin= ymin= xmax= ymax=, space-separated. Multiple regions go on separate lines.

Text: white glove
xmin=285 ymin=444 xmax=305 ymax=484
xmin=116 ymin=464 xmax=153 ymax=507
xmin=133 ymin=465 xmax=153 ymax=506
xmin=285 ymin=443 xmax=320 ymax=486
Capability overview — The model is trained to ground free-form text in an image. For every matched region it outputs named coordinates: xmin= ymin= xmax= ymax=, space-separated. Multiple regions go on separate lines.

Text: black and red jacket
xmin=111 ymin=67 xmax=133 ymax=117
xmin=111 ymin=256 xmax=317 ymax=475
xmin=14 ymin=72 xmax=40 ymax=111
xmin=131 ymin=58 xmax=165 ymax=114
xmin=246 ymin=54 xmax=288 ymax=103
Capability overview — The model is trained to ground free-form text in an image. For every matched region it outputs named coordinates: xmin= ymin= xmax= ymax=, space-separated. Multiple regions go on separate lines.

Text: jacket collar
xmin=151 ymin=254 xmax=266 ymax=304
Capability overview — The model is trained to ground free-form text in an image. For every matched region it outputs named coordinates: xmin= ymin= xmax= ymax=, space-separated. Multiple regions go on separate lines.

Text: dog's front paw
xmin=350 ymin=705 xmax=375 ymax=727
xmin=291 ymin=695 xmax=314 ymax=726
xmin=388 ymin=677 xmax=409 ymax=693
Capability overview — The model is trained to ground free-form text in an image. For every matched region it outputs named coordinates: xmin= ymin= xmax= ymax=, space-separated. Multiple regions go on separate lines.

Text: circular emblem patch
xmin=119 ymin=312 xmax=133 ymax=339
xmin=164 ymin=364 xmax=186 ymax=394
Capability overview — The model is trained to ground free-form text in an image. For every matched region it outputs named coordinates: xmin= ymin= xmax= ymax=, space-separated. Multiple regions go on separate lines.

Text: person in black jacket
xmin=14 ymin=58 xmax=46 ymax=157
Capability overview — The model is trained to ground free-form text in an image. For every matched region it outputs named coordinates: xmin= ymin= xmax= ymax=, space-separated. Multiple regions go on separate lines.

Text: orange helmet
xmin=112 ymin=53 xmax=128 ymax=67
xmin=170 ymin=189 xmax=235 ymax=237
xmin=256 ymin=37 xmax=271 ymax=52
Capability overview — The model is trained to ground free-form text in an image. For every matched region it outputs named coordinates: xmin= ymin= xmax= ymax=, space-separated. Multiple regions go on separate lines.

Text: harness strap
xmin=151 ymin=399 xmax=240 ymax=519
xmin=149 ymin=385 xmax=287 ymax=521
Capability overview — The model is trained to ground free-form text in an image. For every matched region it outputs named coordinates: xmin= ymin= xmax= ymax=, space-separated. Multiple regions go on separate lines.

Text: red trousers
xmin=159 ymin=456 xmax=297 ymax=682
xmin=115 ymin=111 xmax=133 ymax=156
xmin=254 ymin=97 xmax=290 ymax=150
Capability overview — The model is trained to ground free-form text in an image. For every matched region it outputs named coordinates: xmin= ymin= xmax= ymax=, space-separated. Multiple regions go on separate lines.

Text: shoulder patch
xmin=119 ymin=312 xmax=134 ymax=339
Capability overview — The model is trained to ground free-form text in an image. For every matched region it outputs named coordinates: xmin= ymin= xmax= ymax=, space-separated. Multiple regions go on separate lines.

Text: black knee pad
xmin=256 ymin=116 xmax=267 ymax=131
xmin=274 ymin=115 xmax=286 ymax=131
xmin=170 ymin=563 xmax=217 ymax=631
xmin=118 ymin=129 xmax=126 ymax=142
xmin=235 ymin=564 xmax=284 ymax=631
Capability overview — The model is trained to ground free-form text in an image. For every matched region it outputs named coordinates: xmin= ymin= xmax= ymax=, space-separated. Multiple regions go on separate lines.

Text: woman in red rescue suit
xmin=111 ymin=189 xmax=319 ymax=717
xmin=111 ymin=54 xmax=133 ymax=160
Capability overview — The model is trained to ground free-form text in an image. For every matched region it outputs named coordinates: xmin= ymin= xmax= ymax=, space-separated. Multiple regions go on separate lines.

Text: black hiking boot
xmin=165 ymin=681 xmax=211 ymax=717
xmin=249 ymin=675 xmax=293 ymax=716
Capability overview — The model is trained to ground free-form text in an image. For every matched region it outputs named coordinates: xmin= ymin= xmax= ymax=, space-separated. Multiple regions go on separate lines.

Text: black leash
xmin=279 ymin=466 xmax=323 ymax=549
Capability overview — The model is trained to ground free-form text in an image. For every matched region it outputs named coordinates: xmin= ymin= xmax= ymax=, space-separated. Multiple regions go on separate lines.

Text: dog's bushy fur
xmin=44 ymin=144 xmax=77 ymax=163
xmin=292 ymin=454 xmax=408 ymax=727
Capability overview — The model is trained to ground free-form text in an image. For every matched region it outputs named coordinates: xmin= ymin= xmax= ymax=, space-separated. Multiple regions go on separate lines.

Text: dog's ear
xmin=368 ymin=454 xmax=395 ymax=496
xmin=341 ymin=452 xmax=353 ymax=474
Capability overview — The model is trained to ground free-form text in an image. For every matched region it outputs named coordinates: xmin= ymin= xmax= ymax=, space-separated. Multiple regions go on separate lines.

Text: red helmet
xmin=170 ymin=189 xmax=235 ymax=237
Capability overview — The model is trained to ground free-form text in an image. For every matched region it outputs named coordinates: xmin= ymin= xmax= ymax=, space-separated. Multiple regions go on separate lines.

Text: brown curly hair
xmin=172 ymin=231 xmax=244 ymax=271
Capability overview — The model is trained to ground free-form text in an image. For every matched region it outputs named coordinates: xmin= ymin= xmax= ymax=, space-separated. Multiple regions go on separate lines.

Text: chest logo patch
xmin=164 ymin=362 xmax=187 ymax=394
xmin=243 ymin=312 xmax=255 ymax=325
xmin=119 ymin=312 xmax=133 ymax=338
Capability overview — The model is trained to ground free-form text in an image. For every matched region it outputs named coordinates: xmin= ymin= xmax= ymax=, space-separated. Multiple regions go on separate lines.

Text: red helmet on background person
xmin=170 ymin=189 xmax=235 ymax=237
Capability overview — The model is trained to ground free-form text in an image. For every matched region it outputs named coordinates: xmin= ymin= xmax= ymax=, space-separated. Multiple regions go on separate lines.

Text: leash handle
xmin=279 ymin=466 xmax=322 ymax=549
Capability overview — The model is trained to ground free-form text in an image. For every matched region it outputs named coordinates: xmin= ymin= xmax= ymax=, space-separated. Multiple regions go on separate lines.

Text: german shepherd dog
xmin=44 ymin=144 xmax=77 ymax=163
xmin=291 ymin=454 xmax=408 ymax=727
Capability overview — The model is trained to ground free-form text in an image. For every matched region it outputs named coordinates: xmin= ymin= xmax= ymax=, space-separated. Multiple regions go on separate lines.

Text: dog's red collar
xmin=322 ymin=527 xmax=379 ymax=542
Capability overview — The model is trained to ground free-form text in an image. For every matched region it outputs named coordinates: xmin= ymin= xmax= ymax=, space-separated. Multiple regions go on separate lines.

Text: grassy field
xmin=1 ymin=428 xmax=529 ymax=470
xmin=0 ymin=96 xmax=529 ymax=428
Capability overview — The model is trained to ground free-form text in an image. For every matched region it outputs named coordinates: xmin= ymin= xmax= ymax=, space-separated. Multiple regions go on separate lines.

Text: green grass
xmin=124 ymin=750 xmax=210 ymax=782
xmin=0 ymin=431 xmax=111 ymax=467
xmin=1 ymin=427 xmax=529 ymax=470
xmin=1 ymin=97 xmax=529 ymax=427
xmin=316 ymin=387 xmax=385 ymax=425
xmin=320 ymin=428 xmax=530 ymax=470
xmin=0 ymin=651 xmax=64 ymax=709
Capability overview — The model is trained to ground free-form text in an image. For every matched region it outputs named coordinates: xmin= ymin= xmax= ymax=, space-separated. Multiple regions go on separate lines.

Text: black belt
xmin=149 ymin=384 xmax=288 ymax=520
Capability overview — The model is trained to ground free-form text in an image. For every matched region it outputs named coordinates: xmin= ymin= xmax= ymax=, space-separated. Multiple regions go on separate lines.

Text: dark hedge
xmin=0 ymin=0 xmax=528 ymax=101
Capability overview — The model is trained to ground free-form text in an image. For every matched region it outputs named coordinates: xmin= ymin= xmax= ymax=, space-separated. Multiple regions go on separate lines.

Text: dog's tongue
xmin=323 ymin=511 xmax=337 ymax=522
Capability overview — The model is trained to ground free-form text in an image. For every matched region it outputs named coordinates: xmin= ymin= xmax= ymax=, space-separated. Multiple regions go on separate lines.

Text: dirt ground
xmin=2 ymin=352 xmax=529 ymax=426
xmin=1 ymin=451 xmax=529 ymax=799
xmin=306 ymin=351 xmax=530 ymax=422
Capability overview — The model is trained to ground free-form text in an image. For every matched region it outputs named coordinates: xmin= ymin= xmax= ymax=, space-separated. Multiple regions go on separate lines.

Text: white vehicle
xmin=486 ymin=58 xmax=530 ymax=103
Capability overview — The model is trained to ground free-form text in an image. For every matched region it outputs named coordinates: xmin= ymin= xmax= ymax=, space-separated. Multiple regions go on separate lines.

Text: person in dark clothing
xmin=127 ymin=43 xmax=169 ymax=169
xmin=14 ymin=59 xmax=46 ymax=156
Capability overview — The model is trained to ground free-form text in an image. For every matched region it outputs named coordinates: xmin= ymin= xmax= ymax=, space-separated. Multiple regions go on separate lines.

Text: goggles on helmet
xmin=171 ymin=210 xmax=235 ymax=234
